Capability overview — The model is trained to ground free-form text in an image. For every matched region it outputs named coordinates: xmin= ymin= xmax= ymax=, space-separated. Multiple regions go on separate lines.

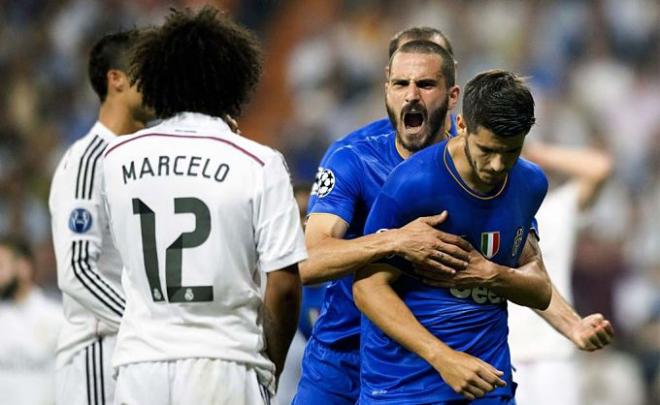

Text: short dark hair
xmin=389 ymin=26 xmax=454 ymax=58
xmin=0 ymin=236 xmax=33 ymax=262
xmin=88 ymin=30 xmax=138 ymax=102
xmin=389 ymin=40 xmax=455 ymax=88
xmin=131 ymin=7 xmax=263 ymax=120
xmin=462 ymin=70 xmax=536 ymax=137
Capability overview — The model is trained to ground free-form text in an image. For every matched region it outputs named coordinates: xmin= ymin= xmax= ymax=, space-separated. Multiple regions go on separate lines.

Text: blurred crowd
xmin=0 ymin=0 xmax=658 ymax=403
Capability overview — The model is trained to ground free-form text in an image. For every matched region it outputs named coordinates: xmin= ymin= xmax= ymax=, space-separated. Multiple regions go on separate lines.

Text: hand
xmin=570 ymin=313 xmax=614 ymax=351
xmin=415 ymin=243 xmax=499 ymax=289
xmin=429 ymin=349 xmax=506 ymax=400
xmin=394 ymin=211 xmax=470 ymax=276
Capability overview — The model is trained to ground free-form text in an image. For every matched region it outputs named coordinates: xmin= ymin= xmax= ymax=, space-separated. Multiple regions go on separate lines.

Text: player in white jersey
xmin=102 ymin=8 xmax=305 ymax=404
xmin=0 ymin=236 xmax=62 ymax=405
xmin=49 ymin=30 xmax=153 ymax=405
xmin=509 ymin=142 xmax=615 ymax=405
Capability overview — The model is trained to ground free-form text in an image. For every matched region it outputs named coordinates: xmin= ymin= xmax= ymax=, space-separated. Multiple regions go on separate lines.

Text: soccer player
xmin=508 ymin=143 xmax=614 ymax=405
xmin=354 ymin=70 xmax=550 ymax=404
xmin=101 ymin=8 xmax=305 ymax=404
xmin=49 ymin=30 xmax=152 ymax=405
xmin=308 ymin=27 xmax=457 ymax=209
xmin=0 ymin=236 xmax=62 ymax=405
xmin=294 ymin=38 xmax=469 ymax=405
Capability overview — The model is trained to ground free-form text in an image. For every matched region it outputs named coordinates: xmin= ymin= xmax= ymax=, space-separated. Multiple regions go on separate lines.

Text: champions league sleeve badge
xmin=313 ymin=168 xmax=336 ymax=198
xmin=68 ymin=208 xmax=93 ymax=233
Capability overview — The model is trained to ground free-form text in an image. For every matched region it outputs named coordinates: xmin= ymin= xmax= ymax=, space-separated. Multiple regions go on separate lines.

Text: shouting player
xmin=355 ymin=70 xmax=550 ymax=403
xmin=101 ymin=7 xmax=305 ymax=404
xmin=49 ymin=30 xmax=152 ymax=405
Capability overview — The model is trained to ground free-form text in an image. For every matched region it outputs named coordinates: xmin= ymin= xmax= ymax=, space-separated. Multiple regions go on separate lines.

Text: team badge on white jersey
xmin=68 ymin=208 xmax=93 ymax=233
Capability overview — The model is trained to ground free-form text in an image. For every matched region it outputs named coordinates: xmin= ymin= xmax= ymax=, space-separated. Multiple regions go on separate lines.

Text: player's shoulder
xmin=514 ymin=157 xmax=549 ymax=196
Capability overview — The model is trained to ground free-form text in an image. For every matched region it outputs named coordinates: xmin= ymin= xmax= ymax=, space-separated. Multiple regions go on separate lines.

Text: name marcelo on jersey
xmin=121 ymin=155 xmax=230 ymax=184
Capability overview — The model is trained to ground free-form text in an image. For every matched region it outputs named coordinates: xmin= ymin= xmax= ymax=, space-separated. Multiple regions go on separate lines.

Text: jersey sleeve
xmin=527 ymin=164 xmax=549 ymax=240
xmin=308 ymin=146 xmax=363 ymax=225
xmin=254 ymin=152 xmax=308 ymax=273
xmin=49 ymin=144 xmax=125 ymax=330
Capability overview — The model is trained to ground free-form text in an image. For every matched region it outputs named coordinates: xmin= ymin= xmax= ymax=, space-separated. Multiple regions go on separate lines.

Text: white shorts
xmin=513 ymin=359 xmax=579 ymax=405
xmin=56 ymin=336 xmax=116 ymax=405
xmin=114 ymin=358 xmax=272 ymax=405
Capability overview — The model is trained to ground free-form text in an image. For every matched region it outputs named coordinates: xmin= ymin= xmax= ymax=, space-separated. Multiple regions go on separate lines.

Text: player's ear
xmin=448 ymin=85 xmax=460 ymax=111
xmin=106 ymin=69 xmax=128 ymax=94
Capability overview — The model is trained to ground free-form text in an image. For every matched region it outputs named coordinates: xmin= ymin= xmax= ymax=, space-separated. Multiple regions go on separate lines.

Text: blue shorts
xmin=293 ymin=337 xmax=360 ymax=405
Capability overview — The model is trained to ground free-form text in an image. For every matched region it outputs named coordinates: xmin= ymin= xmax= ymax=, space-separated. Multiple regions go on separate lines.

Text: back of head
xmin=462 ymin=70 xmax=535 ymax=137
xmin=131 ymin=6 xmax=263 ymax=120
xmin=390 ymin=40 xmax=456 ymax=88
xmin=389 ymin=26 xmax=454 ymax=58
xmin=88 ymin=30 xmax=139 ymax=102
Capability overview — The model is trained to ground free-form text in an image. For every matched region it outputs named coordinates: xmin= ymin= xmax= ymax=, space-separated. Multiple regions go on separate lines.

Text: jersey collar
xmin=161 ymin=112 xmax=232 ymax=133
xmin=91 ymin=121 xmax=117 ymax=143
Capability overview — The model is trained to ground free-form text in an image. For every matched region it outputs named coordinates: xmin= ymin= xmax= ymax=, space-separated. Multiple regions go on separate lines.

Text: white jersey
xmin=49 ymin=122 xmax=125 ymax=368
xmin=102 ymin=113 xmax=306 ymax=380
xmin=0 ymin=289 xmax=62 ymax=405
xmin=509 ymin=182 xmax=581 ymax=362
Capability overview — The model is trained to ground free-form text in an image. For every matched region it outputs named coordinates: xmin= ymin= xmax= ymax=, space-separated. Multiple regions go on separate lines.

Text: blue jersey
xmin=361 ymin=140 xmax=548 ymax=404
xmin=307 ymin=118 xmax=458 ymax=348
xmin=308 ymin=116 xmax=457 ymax=213
xmin=309 ymin=130 xmax=403 ymax=347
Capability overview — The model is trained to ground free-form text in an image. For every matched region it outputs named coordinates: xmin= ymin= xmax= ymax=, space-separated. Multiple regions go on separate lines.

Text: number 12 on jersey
xmin=132 ymin=197 xmax=213 ymax=303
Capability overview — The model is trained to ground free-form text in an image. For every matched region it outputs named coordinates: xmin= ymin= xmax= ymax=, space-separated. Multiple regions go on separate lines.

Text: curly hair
xmin=130 ymin=6 xmax=263 ymax=119
xmin=462 ymin=70 xmax=536 ymax=137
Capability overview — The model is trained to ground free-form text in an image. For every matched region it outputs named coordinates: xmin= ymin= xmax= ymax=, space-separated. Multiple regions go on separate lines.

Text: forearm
xmin=263 ymin=275 xmax=301 ymax=377
xmin=300 ymin=230 xmax=399 ymax=284
xmin=353 ymin=269 xmax=451 ymax=363
xmin=489 ymin=258 xmax=551 ymax=310
xmin=534 ymin=283 xmax=581 ymax=340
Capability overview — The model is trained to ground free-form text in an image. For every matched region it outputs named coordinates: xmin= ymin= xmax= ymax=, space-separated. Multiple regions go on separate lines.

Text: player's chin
xmin=400 ymin=129 xmax=432 ymax=152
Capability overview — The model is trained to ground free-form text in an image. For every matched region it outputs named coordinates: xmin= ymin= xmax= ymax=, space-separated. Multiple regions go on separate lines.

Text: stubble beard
xmin=387 ymin=96 xmax=449 ymax=154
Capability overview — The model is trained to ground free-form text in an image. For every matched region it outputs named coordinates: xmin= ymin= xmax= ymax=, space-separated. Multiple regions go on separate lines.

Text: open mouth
xmin=403 ymin=111 xmax=425 ymax=129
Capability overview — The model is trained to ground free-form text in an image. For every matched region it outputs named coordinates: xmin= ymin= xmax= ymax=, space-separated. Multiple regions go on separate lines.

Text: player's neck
xmin=98 ymin=101 xmax=145 ymax=136
xmin=448 ymin=136 xmax=498 ymax=195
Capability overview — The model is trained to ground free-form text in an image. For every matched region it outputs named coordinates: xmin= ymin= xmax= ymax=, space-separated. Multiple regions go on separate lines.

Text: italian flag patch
xmin=480 ymin=231 xmax=500 ymax=258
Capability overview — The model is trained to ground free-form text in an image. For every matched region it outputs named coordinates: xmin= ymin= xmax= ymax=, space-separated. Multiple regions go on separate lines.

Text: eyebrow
xmin=478 ymin=144 xmax=522 ymax=153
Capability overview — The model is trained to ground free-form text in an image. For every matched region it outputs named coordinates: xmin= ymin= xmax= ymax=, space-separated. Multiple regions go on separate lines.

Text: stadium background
xmin=0 ymin=0 xmax=658 ymax=403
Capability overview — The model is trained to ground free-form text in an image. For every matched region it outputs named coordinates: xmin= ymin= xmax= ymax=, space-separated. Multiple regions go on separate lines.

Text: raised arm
xmin=523 ymin=142 xmax=613 ymax=209
xmin=353 ymin=264 xmax=506 ymax=401
xmin=300 ymin=211 xmax=470 ymax=285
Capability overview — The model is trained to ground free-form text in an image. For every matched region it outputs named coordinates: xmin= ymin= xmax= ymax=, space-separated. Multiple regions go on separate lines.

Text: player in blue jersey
xmin=354 ymin=70 xmax=551 ymax=404
xmin=294 ymin=34 xmax=469 ymax=405
xmin=308 ymin=27 xmax=457 ymax=212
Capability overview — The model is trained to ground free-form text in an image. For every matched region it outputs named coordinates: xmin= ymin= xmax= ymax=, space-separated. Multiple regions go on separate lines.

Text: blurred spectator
xmin=0 ymin=236 xmax=62 ymax=405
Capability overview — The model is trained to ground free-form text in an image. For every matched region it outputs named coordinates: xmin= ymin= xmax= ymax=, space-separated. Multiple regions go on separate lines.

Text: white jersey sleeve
xmin=49 ymin=125 xmax=125 ymax=335
xmin=254 ymin=152 xmax=307 ymax=272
